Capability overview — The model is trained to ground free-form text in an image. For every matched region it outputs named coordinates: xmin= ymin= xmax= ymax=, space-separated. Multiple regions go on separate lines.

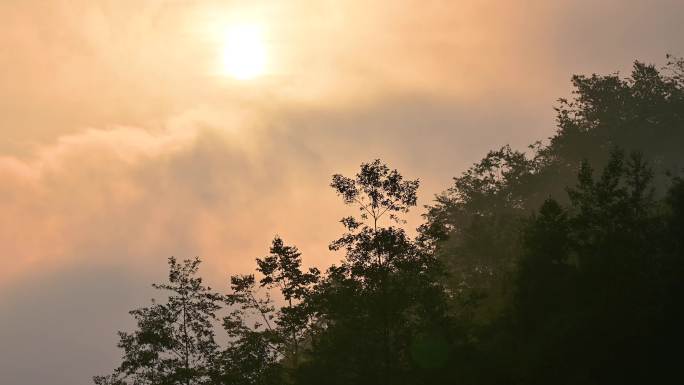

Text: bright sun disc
xmin=221 ymin=24 xmax=267 ymax=80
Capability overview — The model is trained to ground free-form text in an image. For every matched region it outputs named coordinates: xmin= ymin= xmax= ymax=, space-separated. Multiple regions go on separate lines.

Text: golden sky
xmin=1 ymin=1 xmax=683 ymax=384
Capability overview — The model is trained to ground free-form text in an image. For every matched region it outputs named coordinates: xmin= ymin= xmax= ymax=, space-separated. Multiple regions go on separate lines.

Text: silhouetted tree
xmin=511 ymin=151 xmax=681 ymax=384
xmin=217 ymin=274 xmax=282 ymax=385
xmin=296 ymin=160 xmax=452 ymax=385
xmin=213 ymin=236 xmax=321 ymax=385
xmin=94 ymin=258 xmax=223 ymax=385
xmin=256 ymin=237 xmax=320 ymax=368
xmin=420 ymin=57 xmax=684 ymax=351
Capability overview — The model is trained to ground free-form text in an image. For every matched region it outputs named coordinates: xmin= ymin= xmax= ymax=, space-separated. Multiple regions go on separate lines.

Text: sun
xmin=221 ymin=24 xmax=267 ymax=80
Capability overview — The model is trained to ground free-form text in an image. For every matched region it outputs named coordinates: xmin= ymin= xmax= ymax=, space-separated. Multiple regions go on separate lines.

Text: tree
xmin=218 ymin=274 xmax=283 ymax=385
xmin=298 ymin=160 xmax=452 ymax=385
xmin=94 ymin=258 xmax=223 ymax=385
xmin=331 ymin=159 xmax=419 ymax=232
xmin=419 ymin=145 xmax=544 ymax=323
xmin=220 ymin=237 xmax=320 ymax=385
xmin=255 ymin=237 xmax=320 ymax=368
xmin=420 ymin=57 xmax=684 ymax=330
xmin=511 ymin=151 xmax=680 ymax=384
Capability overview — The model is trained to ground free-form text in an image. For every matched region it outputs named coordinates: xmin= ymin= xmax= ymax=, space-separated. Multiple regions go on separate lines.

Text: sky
xmin=1 ymin=1 xmax=682 ymax=384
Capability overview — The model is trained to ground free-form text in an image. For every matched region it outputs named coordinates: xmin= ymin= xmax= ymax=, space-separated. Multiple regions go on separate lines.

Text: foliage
xmin=420 ymin=58 xmax=684 ymax=325
xmin=510 ymin=151 xmax=681 ymax=384
xmin=298 ymin=160 xmax=451 ymax=385
xmin=94 ymin=258 xmax=223 ymax=385
xmin=98 ymin=57 xmax=684 ymax=385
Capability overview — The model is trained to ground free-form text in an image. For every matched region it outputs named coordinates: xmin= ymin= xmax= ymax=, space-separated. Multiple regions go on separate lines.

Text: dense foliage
xmin=98 ymin=58 xmax=684 ymax=384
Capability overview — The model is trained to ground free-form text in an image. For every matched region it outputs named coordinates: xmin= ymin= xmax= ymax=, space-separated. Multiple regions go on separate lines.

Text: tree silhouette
xmin=256 ymin=237 xmax=320 ymax=368
xmin=420 ymin=57 xmax=684 ymax=342
xmin=94 ymin=258 xmax=223 ymax=385
xmin=504 ymin=149 xmax=684 ymax=384
xmin=297 ymin=160 xmax=451 ymax=385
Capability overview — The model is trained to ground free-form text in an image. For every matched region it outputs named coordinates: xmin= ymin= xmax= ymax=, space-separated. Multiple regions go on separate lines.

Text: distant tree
xmin=421 ymin=57 xmax=684 ymax=325
xmin=94 ymin=258 xmax=223 ymax=385
xmin=419 ymin=145 xmax=544 ymax=323
xmin=551 ymin=59 xmax=684 ymax=185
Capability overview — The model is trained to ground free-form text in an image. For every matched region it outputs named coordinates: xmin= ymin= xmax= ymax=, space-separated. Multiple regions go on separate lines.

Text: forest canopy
xmin=97 ymin=58 xmax=684 ymax=385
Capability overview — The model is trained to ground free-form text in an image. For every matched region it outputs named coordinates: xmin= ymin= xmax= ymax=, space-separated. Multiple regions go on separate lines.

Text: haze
xmin=1 ymin=1 xmax=682 ymax=384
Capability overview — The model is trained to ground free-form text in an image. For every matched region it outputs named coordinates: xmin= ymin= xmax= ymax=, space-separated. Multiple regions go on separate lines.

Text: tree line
xmin=96 ymin=57 xmax=684 ymax=385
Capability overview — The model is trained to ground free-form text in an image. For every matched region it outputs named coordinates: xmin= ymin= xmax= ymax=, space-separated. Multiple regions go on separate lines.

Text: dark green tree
xmin=511 ymin=151 xmax=681 ymax=384
xmin=420 ymin=56 xmax=684 ymax=338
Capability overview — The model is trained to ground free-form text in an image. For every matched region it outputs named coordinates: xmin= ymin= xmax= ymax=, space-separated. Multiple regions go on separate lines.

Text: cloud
xmin=0 ymin=107 xmax=324 ymax=291
xmin=0 ymin=91 xmax=557 ymax=298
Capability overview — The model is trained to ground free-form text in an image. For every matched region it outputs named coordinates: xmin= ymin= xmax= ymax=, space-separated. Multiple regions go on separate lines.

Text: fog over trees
xmin=97 ymin=57 xmax=684 ymax=384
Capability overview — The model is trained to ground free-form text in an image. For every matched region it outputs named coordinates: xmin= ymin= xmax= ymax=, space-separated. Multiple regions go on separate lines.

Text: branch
xmin=376 ymin=196 xmax=402 ymax=222
xmin=248 ymin=292 xmax=275 ymax=333
xmin=353 ymin=197 xmax=376 ymax=221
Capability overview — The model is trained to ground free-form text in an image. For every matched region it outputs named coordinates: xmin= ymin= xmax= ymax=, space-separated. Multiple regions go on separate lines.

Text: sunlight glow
xmin=221 ymin=24 xmax=267 ymax=80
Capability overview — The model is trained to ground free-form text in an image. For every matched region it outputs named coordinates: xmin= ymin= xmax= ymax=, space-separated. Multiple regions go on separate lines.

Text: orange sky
xmin=1 ymin=1 xmax=683 ymax=384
